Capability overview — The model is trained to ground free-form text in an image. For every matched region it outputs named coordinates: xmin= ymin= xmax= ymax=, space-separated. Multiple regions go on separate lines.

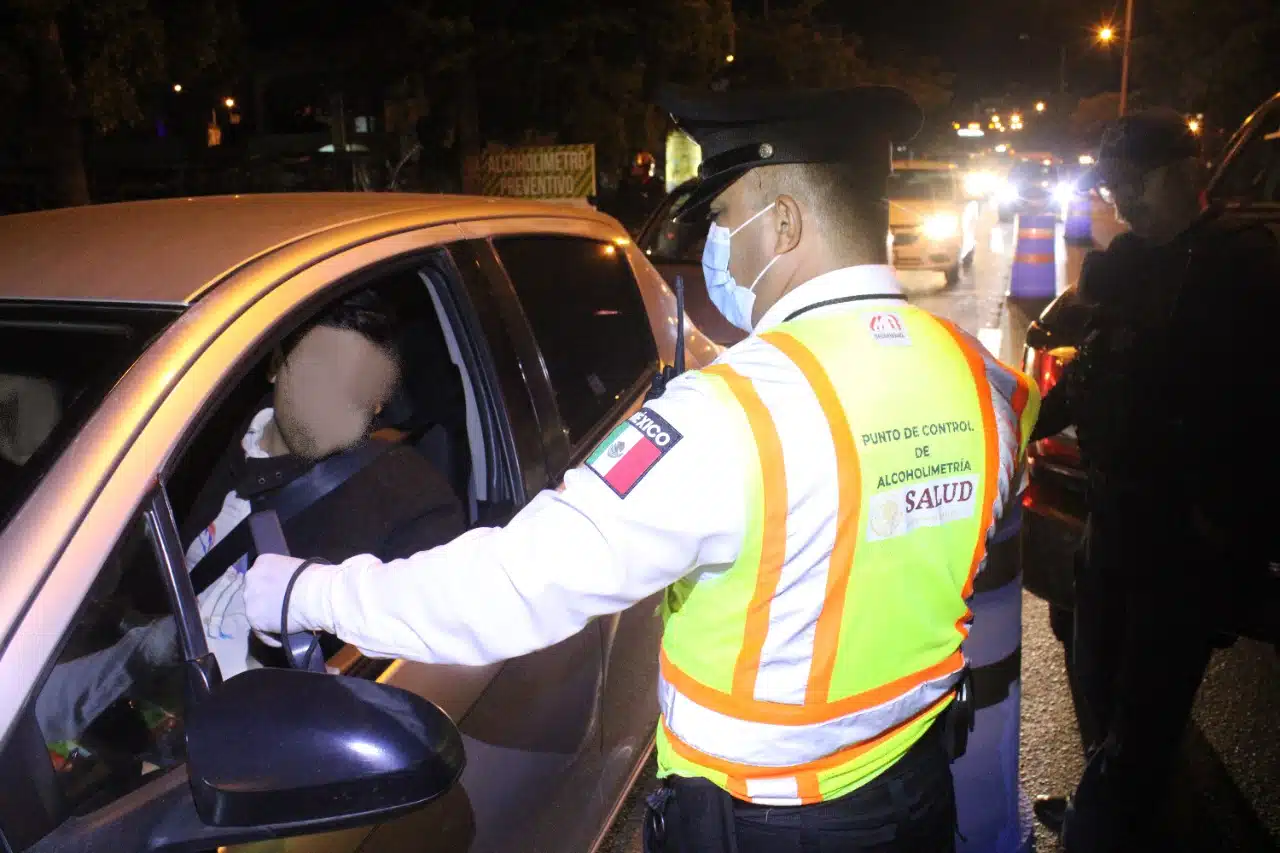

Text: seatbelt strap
xmin=188 ymin=439 xmax=394 ymax=593
xmin=254 ymin=439 xmax=393 ymax=522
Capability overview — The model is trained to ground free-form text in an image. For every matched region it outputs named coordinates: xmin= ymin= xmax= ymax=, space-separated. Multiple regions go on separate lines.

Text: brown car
xmin=0 ymin=194 xmax=719 ymax=853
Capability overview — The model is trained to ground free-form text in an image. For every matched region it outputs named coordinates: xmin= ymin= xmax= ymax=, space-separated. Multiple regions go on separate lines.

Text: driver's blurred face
xmin=271 ymin=325 xmax=398 ymax=460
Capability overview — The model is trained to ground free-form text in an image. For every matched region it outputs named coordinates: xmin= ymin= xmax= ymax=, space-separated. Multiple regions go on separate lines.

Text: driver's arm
xmin=247 ymin=376 xmax=747 ymax=666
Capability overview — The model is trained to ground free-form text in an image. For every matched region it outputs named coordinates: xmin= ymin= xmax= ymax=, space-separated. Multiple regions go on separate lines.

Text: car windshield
xmin=0 ymin=303 xmax=177 ymax=526
xmin=638 ymin=183 xmax=709 ymax=264
xmin=1011 ymin=163 xmax=1059 ymax=183
xmin=887 ymin=170 xmax=957 ymax=201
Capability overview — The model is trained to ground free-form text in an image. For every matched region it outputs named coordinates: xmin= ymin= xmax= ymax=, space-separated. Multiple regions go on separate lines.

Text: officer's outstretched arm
xmin=267 ymin=377 xmax=747 ymax=666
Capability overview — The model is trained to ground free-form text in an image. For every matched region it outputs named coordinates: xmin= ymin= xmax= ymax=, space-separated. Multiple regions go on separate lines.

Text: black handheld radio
xmin=646 ymin=275 xmax=686 ymax=401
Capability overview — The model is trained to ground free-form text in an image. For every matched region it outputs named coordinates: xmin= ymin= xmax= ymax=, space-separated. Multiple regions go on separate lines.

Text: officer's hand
xmin=244 ymin=553 xmax=311 ymax=640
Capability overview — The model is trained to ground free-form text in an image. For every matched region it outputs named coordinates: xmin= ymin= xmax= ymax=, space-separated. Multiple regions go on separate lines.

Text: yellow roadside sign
xmin=665 ymin=130 xmax=702 ymax=191
xmin=464 ymin=144 xmax=597 ymax=199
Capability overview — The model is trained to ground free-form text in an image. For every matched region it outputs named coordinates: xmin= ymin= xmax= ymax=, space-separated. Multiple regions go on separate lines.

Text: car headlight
xmin=963 ymin=171 xmax=993 ymax=197
xmin=997 ymin=182 xmax=1019 ymax=203
xmin=1052 ymin=182 xmax=1076 ymax=205
xmin=921 ymin=213 xmax=960 ymax=241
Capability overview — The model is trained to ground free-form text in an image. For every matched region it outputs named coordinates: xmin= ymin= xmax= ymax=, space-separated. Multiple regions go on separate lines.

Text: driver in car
xmin=36 ymin=289 xmax=466 ymax=746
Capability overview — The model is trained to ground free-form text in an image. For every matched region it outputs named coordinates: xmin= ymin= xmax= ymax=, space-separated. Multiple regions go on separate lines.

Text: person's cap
xmin=1081 ymin=108 xmax=1200 ymax=189
xmin=656 ymin=85 xmax=924 ymax=218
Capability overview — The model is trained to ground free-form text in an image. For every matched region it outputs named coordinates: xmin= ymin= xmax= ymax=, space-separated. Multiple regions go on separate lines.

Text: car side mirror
xmin=25 ymin=669 xmax=465 ymax=853
xmin=186 ymin=668 xmax=465 ymax=828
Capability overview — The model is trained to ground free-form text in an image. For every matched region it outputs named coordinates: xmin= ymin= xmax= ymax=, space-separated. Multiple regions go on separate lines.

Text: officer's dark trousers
xmin=652 ymin=720 xmax=955 ymax=853
xmin=1062 ymin=495 xmax=1215 ymax=853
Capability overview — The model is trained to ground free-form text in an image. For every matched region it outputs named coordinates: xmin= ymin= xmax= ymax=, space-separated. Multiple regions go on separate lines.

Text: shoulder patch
xmin=586 ymin=408 xmax=683 ymax=497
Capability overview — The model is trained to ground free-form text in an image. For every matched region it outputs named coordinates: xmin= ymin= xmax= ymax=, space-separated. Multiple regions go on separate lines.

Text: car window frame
xmin=445 ymin=240 xmax=558 ymax=497
xmin=635 ymin=180 xmax=711 ymax=265
xmin=157 ymin=243 xmax=530 ymax=682
xmin=489 ymin=234 xmax=660 ymax=450
xmin=0 ymin=302 xmax=181 ymax=531
xmin=1206 ymin=96 xmax=1280 ymax=209
xmin=459 ymin=216 xmax=661 ymax=479
xmin=636 ymin=180 xmax=693 ymax=251
xmin=0 ymin=490 xmax=184 ymax=851
xmin=0 ymin=224 xmax=466 ymax=746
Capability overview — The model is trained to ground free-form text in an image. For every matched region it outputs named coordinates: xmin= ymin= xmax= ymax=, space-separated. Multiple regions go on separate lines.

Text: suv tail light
xmin=1024 ymin=345 xmax=1080 ymax=464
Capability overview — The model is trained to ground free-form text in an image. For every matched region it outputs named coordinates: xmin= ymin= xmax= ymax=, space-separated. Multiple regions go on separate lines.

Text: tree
xmin=0 ymin=0 xmax=238 ymax=207
xmin=335 ymin=0 xmax=734 ymax=181
xmin=1133 ymin=0 xmax=1280 ymax=131
xmin=1068 ymin=92 xmax=1121 ymax=144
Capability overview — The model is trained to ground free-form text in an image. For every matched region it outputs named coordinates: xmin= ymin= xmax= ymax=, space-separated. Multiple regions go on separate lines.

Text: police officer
xmin=244 ymin=85 xmax=1039 ymax=852
xmin=1031 ymin=109 xmax=1280 ymax=852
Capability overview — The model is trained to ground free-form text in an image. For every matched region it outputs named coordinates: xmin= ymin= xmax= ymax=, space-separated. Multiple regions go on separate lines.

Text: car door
xmin=0 ymin=222 xmax=604 ymax=853
xmin=458 ymin=218 xmax=668 ymax=852
xmin=180 ymin=237 xmax=607 ymax=853
xmin=356 ymin=241 xmax=610 ymax=853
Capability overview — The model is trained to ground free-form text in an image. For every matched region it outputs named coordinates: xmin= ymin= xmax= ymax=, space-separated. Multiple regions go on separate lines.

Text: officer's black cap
xmin=1081 ymin=108 xmax=1200 ymax=188
xmin=656 ymin=85 xmax=924 ymax=218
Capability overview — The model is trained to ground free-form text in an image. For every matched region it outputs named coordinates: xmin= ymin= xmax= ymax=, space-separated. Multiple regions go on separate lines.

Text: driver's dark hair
xmin=281 ymin=288 xmax=400 ymax=361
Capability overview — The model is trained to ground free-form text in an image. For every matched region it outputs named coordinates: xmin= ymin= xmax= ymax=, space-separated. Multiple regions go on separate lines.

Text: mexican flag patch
xmin=587 ymin=408 xmax=683 ymax=497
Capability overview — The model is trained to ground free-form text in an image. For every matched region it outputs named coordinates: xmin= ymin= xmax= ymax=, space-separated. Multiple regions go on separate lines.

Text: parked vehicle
xmin=887 ymin=161 xmax=979 ymax=286
xmin=0 ymin=193 xmax=717 ymax=853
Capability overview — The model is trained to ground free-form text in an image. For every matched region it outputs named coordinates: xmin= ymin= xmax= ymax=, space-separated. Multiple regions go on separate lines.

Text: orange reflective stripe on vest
xmin=701 ymin=363 xmax=788 ymax=698
xmin=759 ymin=330 xmax=863 ymax=705
xmin=932 ymin=317 xmax=1001 ymax=604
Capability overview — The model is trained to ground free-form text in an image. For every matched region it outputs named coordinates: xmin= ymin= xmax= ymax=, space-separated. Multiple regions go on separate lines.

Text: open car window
xmin=32 ymin=511 xmax=185 ymax=821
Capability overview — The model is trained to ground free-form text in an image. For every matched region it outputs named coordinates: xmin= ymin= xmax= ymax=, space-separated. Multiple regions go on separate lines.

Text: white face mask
xmin=700 ymin=202 xmax=783 ymax=332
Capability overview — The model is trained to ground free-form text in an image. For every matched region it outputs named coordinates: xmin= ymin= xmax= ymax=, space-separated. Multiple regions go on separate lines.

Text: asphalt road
xmin=600 ymin=205 xmax=1280 ymax=853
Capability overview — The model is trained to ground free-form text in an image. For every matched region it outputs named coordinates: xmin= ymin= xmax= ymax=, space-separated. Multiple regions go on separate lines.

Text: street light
xmin=725 ymin=54 xmax=735 ymax=63
xmin=223 ymin=97 xmax=236 ymax=109
xmin=1035 ymin=101 xmax=1046 ymax=113
xmin=1187 ymin=118 xmax=1201 ymax=134
xmin=1097 ymin=25 xmax=1115 ymax=43
xmin=1119 ymin=0 xmax=1135 ymax=116
xmin=173 ymin=83 xmax=183 ymax=93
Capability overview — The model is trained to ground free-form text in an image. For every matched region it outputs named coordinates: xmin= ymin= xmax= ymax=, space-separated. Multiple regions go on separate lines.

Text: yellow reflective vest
xmin=657 ymin=302 xmax=1039 ymax=805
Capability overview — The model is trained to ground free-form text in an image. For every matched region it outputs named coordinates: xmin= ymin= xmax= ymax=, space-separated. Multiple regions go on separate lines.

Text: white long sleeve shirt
xmin=284 ymin=266 xmax=1024 ymax=666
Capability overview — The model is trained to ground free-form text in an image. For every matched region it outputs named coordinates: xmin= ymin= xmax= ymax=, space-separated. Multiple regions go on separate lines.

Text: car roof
xmin=892 ymin=161 xmax=957 ymax=172
xmin=0 ymin=194 xmax=617 ymax=305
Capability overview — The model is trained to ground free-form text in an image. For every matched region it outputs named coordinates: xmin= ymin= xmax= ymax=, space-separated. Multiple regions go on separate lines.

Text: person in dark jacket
xmin=36 ymin=289 xmax=466 ymax=744
xmin=1031 ymin=110 xmax=1280 ymax=852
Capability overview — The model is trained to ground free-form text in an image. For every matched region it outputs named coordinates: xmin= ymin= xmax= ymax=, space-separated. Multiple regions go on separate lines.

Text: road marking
xmin=977 ymin=327 xmax=1004 ymax=358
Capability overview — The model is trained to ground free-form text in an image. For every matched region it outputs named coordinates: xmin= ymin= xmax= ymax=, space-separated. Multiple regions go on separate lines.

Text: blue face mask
xmin=701 ymin=203 xmax=783 ymax=332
